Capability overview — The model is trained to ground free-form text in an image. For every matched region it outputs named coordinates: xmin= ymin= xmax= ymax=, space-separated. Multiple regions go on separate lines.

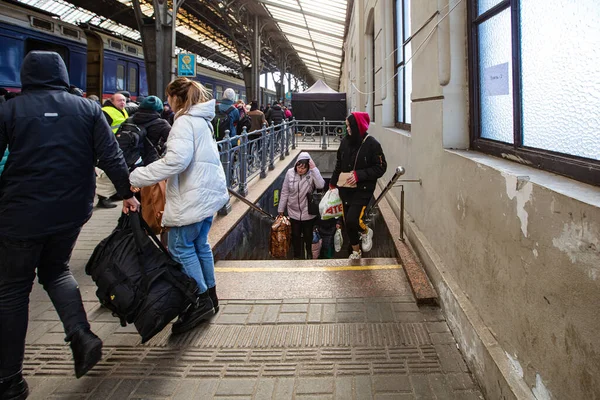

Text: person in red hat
xmin=330 ymin=112 xmax=387 ymax=259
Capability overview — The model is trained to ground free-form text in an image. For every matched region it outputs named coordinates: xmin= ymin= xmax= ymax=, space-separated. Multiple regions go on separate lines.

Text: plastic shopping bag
xmin=270 ymin=216 xmax=291 ymax=259
xmin=319 ymin=188 xmax=343 ymax=220
xmin=334 ymin=228 xmax=343 ymax=252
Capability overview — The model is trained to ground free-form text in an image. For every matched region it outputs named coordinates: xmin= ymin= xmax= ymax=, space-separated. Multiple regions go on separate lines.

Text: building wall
xmin=342 ymin=0 xmax=600 ymax=399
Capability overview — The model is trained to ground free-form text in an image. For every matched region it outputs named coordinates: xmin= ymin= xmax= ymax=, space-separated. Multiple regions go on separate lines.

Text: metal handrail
xmin=228 ymin=188 xmax=275 ymax=220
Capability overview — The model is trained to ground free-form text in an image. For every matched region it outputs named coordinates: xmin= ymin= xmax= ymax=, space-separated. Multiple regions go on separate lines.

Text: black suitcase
xmin=85 ymin=212 xmax=198 ymax=343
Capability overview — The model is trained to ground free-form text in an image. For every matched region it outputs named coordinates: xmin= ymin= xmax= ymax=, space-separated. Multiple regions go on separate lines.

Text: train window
xmin=129 ymin=67 xmax=137 ymax=93
xmin=216 ymin=85 xmax=223 ymax=101
xmin=61 ymin=26 xmax=80 ymax=40
xmin=126 ymin=46 xmax=138 ymax=55
xmin=204 ymin=83 xmax=213 ymax=99
xmin=25 ymin=39 xmax=68 ymax=67
xmin=109 ymin=40 xmax=123 ymax=51
xmin=116 ymin=65 xmax=125 ymax=91
xmin=30 ymin=17 xmax=54 ymax=32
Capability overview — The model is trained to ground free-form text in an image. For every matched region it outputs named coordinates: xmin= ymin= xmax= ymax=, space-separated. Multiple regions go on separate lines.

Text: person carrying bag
xmin=277 ymin=152 xmax=325 ymax=259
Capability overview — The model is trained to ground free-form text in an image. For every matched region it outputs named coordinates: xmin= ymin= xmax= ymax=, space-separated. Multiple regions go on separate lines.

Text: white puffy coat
xmin=130 ymin=100 xmax=229 ymax=227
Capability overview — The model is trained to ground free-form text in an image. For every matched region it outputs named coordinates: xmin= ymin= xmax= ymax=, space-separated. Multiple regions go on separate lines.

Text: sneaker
xmin=70 ymin=329 xmax=103 ymax=379
xmin=0 ymin=373 xmax=28 ymax=400
xmin=360 ymin=227 xmax=374 ymax=252
xmin=349 ymin=250 xmax=362 ymax=260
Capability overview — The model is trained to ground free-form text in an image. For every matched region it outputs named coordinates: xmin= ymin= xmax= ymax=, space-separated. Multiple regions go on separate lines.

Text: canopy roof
xmin=259 ymin=0 xmax=348 ymax=90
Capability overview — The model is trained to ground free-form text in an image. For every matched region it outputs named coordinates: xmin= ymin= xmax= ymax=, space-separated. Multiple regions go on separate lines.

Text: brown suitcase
xmin=269 ymin=216 xmax=291 ymax=259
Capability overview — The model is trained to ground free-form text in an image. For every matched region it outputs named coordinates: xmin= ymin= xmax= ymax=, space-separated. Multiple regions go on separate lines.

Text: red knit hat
xmin=350 ymin=112 xmax=370 ymax=137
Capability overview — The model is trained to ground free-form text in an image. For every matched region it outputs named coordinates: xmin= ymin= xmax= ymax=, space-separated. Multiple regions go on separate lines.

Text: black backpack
xmin=238 ymin=113 xmax=252 ymax=133
xmin=115 ymin=118 xmax=160 ymax=168
xmin=212 ymin=104 xmax=235 ymax=140
xmin=85 ymin=212 xmax=199 ymax=343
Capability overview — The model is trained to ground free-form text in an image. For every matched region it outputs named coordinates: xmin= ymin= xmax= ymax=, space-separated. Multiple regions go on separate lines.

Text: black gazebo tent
xmin=291 ymin=80 xmax=347 ymax=121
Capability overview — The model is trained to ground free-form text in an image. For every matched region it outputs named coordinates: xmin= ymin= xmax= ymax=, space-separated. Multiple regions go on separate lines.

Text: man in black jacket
xmin=0 ymin=51 xmax=139 ymax=399
xmin=330 ymin=112 xmax=387 ymax=260
xmin=265 ymin=101 xmax=286 ymax=126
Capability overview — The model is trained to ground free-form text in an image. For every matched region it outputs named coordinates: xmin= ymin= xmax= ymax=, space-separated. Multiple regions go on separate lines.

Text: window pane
xmin=404 ymin=40 xmax=412 ymax=124
xmin=521 ymin=0 xmax=600 ymax=160
xmin=396 ymin=67 xmax=404 ymax=122
xmin=478 ymin=0 xmax=504 ymax=16
xmin=116 ymin=65 xmax=125 ymax=91
xmin=478 ymin=9 xmax=514 ymax=143
xmin=128 ymin=67 xmax=137 ymax=93
xmin=395 ymin=0 xmax=403 ymax=65
xmin=403 ymin=0 xmax=411 ymax=38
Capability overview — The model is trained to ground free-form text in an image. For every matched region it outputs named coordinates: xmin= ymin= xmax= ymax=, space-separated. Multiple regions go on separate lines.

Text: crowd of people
xmin=0 ymin=50 xmax=386 ymax=399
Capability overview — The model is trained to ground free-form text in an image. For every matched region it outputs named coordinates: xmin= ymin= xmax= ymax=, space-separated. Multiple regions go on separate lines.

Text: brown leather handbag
xmin=141 ymin=180 xmax=167 ymax=235
xmin=269 ymin=215 xmax=291 ymax=259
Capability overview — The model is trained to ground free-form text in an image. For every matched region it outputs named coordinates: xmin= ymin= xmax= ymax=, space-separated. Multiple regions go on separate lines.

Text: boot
xmin=208 ymin=286 xmax=219 ymax=314
xmin=0 ymin=373 xmax=28 ymax=400
xmin=172 ymin=291 xmax=214 ymax=334
xmin=96 ymin=196 xmax=116 ymax=209
xmin=69 ymin=329 xmax=103 ymax=378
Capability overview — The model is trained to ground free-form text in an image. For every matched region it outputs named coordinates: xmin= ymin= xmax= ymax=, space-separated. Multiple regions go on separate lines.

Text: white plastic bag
xmin=334 ymin=228 xmax=343 ymax=252
xmin=319 ymin=188 xmax=343 ymax=220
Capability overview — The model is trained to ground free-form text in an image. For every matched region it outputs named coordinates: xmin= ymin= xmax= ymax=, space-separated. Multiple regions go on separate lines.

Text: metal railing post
xmin=260 ymin=123 xmax=267 ymax=178
xmin=291 ymin=118 xmax=296 ymax=149
xmin=238 ymin=127 xmax=249 ymax=197
xmin=284 ymin=119 xmax=290 ymax=156
xmin=218 ymin=130 xmax=232 ymax=215
xmin=280 ymin=120 xmax=286 ymax=160
xmin=321 ymin=117 xmax=327 ymax=150
xmin=268 ymin=121 xmax=275 ymax=171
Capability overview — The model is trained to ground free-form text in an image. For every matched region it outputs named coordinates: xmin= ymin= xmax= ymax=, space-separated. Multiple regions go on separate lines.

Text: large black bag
xmin=85 ymin=212 xmax=198 ymax=343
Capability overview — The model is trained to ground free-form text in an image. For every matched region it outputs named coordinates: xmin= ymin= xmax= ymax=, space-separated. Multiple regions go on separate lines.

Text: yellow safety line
xmin=215 ymin=265 xmax=402 ymax=272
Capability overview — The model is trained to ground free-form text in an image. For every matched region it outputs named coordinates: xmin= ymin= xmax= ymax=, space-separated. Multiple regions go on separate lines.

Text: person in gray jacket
xmin=278 ymin=152 xmax=325 ymax=259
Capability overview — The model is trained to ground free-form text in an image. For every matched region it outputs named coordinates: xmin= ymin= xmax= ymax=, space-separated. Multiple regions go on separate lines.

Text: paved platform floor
xmin=23 ymin=205 xmax=484 ymax=399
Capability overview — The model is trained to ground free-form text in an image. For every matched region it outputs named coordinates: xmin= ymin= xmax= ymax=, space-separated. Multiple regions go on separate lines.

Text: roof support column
xmin=253 ymin=15 xmax=262 ymax=106
xmin=132 ymin=0 xmax=178 ymax=97
xmin=278 ymin=55 xmax=287 ymax=103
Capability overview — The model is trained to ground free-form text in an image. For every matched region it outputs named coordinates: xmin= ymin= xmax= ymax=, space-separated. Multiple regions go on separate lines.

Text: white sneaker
xmin=360 ymin=227 xmax=374 ymax=252
xmin=349 ymin=250 xmax=362 ymax=260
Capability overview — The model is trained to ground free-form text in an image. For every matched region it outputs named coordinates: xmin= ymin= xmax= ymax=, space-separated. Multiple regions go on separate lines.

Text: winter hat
xmin=223 ymin=88 xmax=236 ymax=101
xmin=140 ymin=95 xmax=164 ymax=112
xmin=347 ymin=112 xmax=370 ymax=138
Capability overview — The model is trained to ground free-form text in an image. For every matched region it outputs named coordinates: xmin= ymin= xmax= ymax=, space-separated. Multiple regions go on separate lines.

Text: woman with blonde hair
xmin=130 ymin=77 xmax=229 ymax=334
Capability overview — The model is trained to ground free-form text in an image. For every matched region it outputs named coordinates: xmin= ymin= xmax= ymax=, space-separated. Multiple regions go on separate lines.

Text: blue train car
xmin=0 ymin=2 xmax=87 ymax=92
xmin=83 ymin=29 xmax=148 ymax=100
xmin=0 ymin=1 xmax=276 ymax=105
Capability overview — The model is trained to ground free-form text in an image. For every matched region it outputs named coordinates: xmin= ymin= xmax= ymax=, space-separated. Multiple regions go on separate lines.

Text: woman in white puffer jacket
xmin=130 ymin=77 xmax=229 ymax=334
xmin=278 ymin=152 xmax=325 ymax=259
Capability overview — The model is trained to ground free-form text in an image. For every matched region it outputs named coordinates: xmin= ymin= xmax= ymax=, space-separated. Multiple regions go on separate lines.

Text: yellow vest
xmin=102 ymin=106 xmax=129 ymax=133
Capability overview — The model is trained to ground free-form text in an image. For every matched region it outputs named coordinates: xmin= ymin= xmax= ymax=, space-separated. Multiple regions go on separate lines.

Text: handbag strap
xmin=353 ymin=136 xmax=370 ymax=171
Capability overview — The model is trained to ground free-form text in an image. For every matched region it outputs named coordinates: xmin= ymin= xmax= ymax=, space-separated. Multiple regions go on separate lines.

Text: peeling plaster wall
xmin=341 ymin=0 xmax=600 ymax=399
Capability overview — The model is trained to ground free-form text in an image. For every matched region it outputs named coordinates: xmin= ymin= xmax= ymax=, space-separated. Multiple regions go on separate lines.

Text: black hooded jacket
xmin=330 ymin=133 xmax=387 ymax=204
xmin=266 ymin=104 xmax=285 ymax=126
xmin=131 ymin=108 xmax=171 ymax=163
xmin=0 ymin=51 xmax=132 ymax=239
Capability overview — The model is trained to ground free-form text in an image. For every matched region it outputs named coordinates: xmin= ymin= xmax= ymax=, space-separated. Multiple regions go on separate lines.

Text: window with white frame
xmin=470 ymin=0 xmax=600 ymax=186
xmin=394 ymin=0 xmax=412 ymax=128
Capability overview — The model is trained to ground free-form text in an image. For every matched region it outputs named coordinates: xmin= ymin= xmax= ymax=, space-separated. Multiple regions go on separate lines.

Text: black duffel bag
xmin=85 ymin=212 xmax=198 ymax=343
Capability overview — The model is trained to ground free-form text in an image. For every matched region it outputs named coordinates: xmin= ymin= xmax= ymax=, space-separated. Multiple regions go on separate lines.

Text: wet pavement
xmin=22 ymin=203 xmax=484 ymax=399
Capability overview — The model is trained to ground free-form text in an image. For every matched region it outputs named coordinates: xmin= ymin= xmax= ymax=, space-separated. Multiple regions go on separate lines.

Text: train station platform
xmin=21 ymin=162 xmax=484 ymax=399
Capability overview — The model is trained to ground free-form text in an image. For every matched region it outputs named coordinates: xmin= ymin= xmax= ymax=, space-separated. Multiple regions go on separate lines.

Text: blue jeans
xmin=168 ymin=217 xmax=215 ymax=293
xmin=0 ymin=227 xmax=90 ymax=379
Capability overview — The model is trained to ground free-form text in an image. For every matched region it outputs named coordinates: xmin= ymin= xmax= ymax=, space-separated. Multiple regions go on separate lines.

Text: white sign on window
xmin=484 ymin=62 xmax=509 ymax=96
